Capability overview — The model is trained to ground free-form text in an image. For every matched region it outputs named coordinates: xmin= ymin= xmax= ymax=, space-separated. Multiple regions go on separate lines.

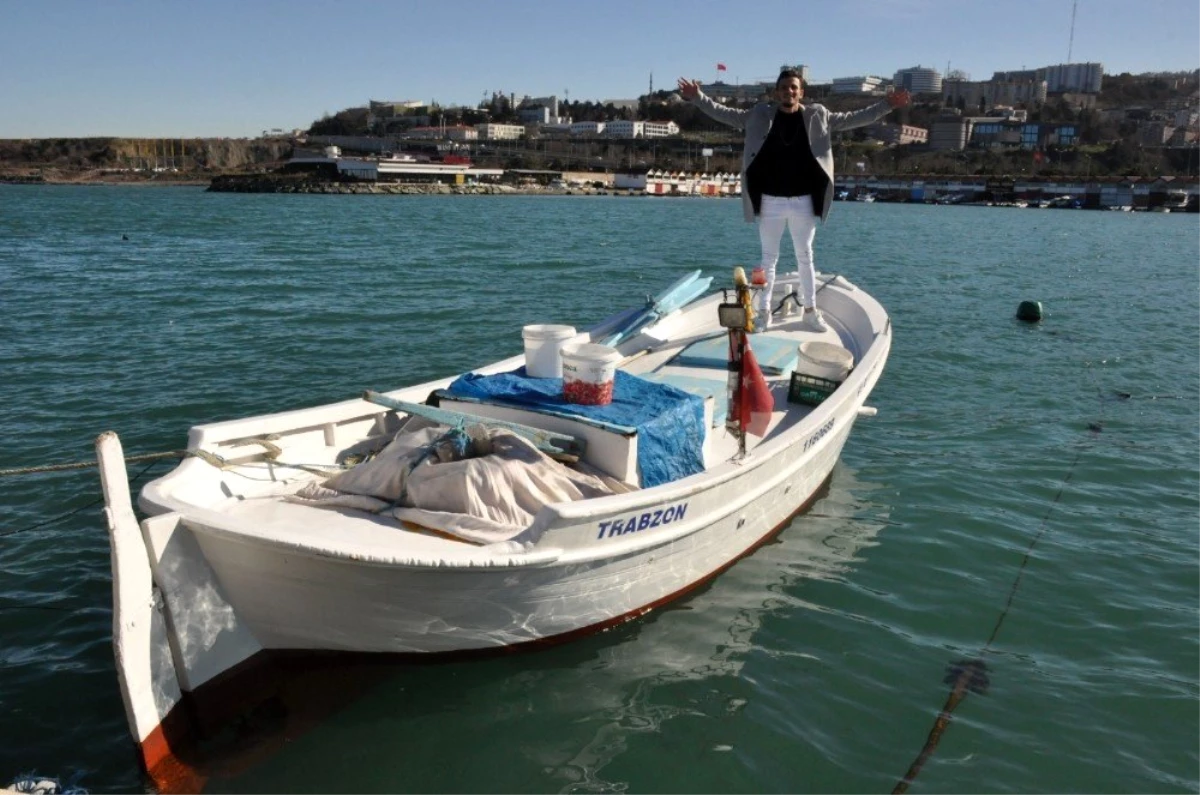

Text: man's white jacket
xmin=688 ymin=90 xmax=894 ymax=222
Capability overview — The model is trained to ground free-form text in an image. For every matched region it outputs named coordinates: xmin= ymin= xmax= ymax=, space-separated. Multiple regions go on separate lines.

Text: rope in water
xmin=0 ymin=439 xmax=345 ymax=541
xmin=0 ymin=435 xmax=294 ymax=477
xmin=0 ymin=457 xmax=166 ymax=541
xmin=891 ymin=363 xmax=1109 ymax=793
xmin=1 ymin=450 xmax=191 ymax=476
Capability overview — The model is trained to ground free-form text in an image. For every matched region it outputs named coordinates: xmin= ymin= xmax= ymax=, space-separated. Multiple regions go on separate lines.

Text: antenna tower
xmin=1067 ymin=0 xmax=1077 ymax=62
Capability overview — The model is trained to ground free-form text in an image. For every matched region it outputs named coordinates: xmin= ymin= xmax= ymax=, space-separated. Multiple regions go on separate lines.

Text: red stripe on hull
xmin=141 ymin=717 xmax=208 ymax=794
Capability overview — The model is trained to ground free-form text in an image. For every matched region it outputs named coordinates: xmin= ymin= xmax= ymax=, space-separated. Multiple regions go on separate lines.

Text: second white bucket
xmin=561 ymin=342 xmax=623 ymax=405
xmin=522 ymin=324 xmax=577 ymax=378
xmin=796 ymin=340 xmax=854 ymax=382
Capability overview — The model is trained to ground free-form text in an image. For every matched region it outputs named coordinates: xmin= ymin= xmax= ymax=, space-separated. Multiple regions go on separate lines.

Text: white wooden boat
xmin=96 ymin=268 xmax=891 ymax=786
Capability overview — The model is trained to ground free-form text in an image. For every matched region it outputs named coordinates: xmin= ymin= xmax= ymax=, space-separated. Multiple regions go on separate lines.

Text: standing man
xmin=678 ymin=70 xmax=910 ymax=331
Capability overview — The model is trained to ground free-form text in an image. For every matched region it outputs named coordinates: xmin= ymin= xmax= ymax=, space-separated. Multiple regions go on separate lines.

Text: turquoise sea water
xmin=0 ymin=186 xmax=1197 ymax=794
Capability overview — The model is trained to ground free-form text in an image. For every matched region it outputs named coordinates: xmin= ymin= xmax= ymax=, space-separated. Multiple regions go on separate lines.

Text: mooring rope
xmin=0 ymin=436 xmax=297 ymax=477
xmin=0 ymin=438 xmax=340 ymax=541
xmin=0 ymin=457 xmax=164 ymax=540
xmin=771 ymin=273 xmax=840 ymax=317
xmin=891 ymin=362 xmax=1108 ymax=794
xmin=0 ymin=450 xmax=188 ymax=476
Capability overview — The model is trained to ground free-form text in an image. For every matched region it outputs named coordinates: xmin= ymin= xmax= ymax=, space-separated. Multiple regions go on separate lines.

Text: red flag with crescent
xmin=737 ymin=332 xmax=774 ymax=437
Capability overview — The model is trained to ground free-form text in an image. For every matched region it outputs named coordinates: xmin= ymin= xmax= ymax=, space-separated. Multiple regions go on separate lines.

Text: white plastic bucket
xmin=796 ymin=341 xmax=854 ymax=382
xmin=522 ymin=324 xmax=577 ymax=378
xmin=561 ymin=343 xmax=623 ymax=405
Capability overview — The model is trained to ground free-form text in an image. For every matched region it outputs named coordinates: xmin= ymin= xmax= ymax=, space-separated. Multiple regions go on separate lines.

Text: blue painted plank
xmin=362 ymin=390 xmax=587 ymax=459
xmin=671 ymin=333 xmax=799 ymax=375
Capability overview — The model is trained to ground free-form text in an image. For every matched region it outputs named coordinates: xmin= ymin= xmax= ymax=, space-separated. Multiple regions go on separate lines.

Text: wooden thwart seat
xmin=637 ymin=372 xmax=729 ymax=427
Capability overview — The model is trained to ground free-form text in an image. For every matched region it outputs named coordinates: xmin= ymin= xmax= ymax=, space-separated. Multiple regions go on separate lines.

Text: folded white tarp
xmin=289 ymin=419 xmax=635 ymax=544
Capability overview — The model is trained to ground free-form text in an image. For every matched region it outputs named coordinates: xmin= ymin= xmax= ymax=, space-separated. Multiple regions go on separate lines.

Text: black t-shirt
xmin=746 ymin=109 xmax=827 ymax=211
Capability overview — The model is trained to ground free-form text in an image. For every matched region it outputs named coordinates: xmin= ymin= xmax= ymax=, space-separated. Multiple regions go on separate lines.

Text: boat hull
xmin=96 ymin=270 xmax=891 ymax=790
xmin=182 ymin=416 xmax=855 ymax=654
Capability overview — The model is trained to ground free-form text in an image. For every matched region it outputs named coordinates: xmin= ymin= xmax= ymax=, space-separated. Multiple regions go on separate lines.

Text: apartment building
xmin=894 ymin=66 xmax=943 ymax=94
xmin=1044 ymin=63 xmax=1104 ymax=93
xmin=603 ymin=120 xmax=680 ymax=138
xmin=604 ymin=120 xmax=642 ymax=138
xmin=832 ymin=76 xmax=886 ymax=94
xmin=474 ymin=123 xmax=525 ymax=140
xmin=943 ymin=77 xmax=1049 ymax=112
xmin=570 ymin=121 xmax=605 ymax=136
xmin=929 ymin=116 xmax=973 ymax=150
xmin=697 ymin=82 xmax=769 ymax=103
xmin=863 ymin=122 xmax=928 ymax=145
xmin=643 ymin=120 xmax=679 ymax=137
xmin=930 ymin=112 xmax=1080 ymax=151
xmin=992 ymin=63 xmax=1104 ymax=94
xmin=443 ymin=125 xmax=479 ymax=142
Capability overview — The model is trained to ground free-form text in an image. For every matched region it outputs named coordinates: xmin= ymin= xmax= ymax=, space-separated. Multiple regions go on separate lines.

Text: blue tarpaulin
xmin=446 ymin=368 xmax=706 ymax=488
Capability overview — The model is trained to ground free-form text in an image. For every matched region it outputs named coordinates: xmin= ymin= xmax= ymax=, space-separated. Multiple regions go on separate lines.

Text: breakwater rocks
xmin=209 ymin=174 xmax=537 ymax=195
xmin=0 ymin=174 xmax=47 ymax=185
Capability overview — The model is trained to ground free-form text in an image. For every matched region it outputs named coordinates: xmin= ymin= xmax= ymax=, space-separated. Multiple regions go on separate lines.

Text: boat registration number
xmin=803 ymin=417 xmax=836 ymax=451
xmin=597 ymin=502 xmax=689 ymax=539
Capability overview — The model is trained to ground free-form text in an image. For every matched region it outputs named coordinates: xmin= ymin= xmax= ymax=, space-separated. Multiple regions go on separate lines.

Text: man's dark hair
xmin=776 ymin=69 xmax=804 ymax=88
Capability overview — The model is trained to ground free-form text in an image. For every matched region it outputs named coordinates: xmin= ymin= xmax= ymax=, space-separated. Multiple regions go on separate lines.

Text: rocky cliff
xmin=0 ymin=137 xmax=293 ymax=180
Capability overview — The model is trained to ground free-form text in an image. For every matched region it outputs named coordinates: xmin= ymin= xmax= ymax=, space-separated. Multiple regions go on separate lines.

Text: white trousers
xmin=756 ymin=194 xmax=819 ymax=321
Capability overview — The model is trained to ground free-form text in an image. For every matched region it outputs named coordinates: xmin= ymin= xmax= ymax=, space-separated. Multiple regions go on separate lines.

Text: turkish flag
xmin=717 ymin=63 xmax=727 ymax=71
xmin=739 ymin=334 xmax=774 ymax=437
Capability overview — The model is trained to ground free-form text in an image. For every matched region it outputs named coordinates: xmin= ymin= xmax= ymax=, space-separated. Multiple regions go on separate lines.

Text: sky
xmin=1 ymin=0 xmax=1197 ymax=139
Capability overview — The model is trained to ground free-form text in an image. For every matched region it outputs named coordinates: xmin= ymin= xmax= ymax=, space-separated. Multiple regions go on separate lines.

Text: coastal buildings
xmin=284 ymin=63 xmax=1194 ymax=190
xmin=615 ymin=170 xmax=740 ymax=197
xmin=833 ymin=173 xmax=1195 ymax=210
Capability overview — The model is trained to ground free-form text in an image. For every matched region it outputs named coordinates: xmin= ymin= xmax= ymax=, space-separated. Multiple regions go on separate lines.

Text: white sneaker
xmin=801 ymin=307 xmax=829 ymax=333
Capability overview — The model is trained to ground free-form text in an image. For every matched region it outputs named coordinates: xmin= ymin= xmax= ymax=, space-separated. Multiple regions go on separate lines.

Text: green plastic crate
xmin=788 ymin=371 xmax=839 ymax=406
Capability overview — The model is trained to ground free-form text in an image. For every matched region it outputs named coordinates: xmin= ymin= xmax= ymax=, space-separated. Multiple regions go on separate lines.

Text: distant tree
xmin=308 ymin=108 xmax=370 ymax=136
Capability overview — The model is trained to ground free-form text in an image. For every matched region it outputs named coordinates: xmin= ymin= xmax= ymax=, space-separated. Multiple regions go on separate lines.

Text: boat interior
xmin=140 ymin=273 xmax=878 ymax=556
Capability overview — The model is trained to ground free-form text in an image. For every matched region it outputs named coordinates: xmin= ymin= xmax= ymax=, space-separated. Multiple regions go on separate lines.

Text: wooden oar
xmin=600 ymin=269 xmax=709 ymax=347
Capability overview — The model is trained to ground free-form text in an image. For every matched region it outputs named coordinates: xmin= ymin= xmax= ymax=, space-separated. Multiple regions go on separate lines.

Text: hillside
xmin=0 ymin=137 xmax=291 ymax=182
xmin=3 ymin=72 xmax=1196 ymax=184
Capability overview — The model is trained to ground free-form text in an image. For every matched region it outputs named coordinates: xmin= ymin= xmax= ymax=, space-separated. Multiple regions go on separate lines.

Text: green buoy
xmin=1016 ymin=300 xmax=1043 ymax=323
